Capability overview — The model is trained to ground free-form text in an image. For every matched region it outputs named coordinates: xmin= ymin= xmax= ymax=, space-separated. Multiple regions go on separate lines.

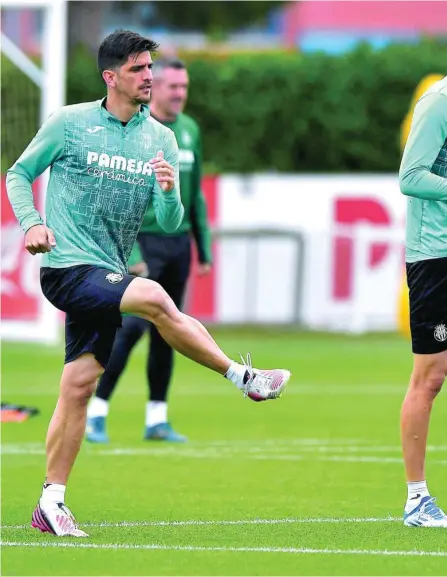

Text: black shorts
xmin=406 ymin=258 xmax=447 ymax=354
xmin=138 ymin=232 xmax=191 ymax=289
xmin=40 ymin=265 xmax=135 ymax=367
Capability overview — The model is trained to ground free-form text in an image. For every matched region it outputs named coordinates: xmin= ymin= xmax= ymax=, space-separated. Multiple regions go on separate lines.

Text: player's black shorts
xmin=406 ymin=257 xmax=447 ymax=354
xmin=40 ymin=265 xmax=135 ymax=367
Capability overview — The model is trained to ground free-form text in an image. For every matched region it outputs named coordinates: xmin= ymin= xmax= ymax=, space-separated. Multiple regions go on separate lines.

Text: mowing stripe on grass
xmin=0 ymin=384 xmax=407 ymax=397
xmin=1 ymin=516 xmax=400 ymax=530
xmin=1 ymin=541 xmax=446 ymax=557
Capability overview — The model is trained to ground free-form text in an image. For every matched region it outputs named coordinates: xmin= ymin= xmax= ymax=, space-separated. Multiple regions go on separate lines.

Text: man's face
xmin=112 ymin=51 xmax=153 ymax=104
xmin=152 ymin=67 xmax=189 ymax=117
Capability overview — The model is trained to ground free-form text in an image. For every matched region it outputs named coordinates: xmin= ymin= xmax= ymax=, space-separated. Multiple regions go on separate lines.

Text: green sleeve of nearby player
xmin=6 ymin=110 xmax=65 ymax=233
xmin=152 ymin=129 xmax=185 ymax=233
xmin=399 ymin=93 xmax=447 ymax=200
xmin=190 ymin=128 xmax=212 ymax=264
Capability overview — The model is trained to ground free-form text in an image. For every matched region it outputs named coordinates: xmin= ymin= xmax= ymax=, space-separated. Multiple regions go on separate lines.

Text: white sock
xmin=87 ymin=397 xmax=109 ymax=418
xmin=406 ymin=480 xmax=430 ymax=511
xmin=40 ymin=483 xmax=66 ymax=506
xmin=224 ymin=362 xmax=248 ymax=390
xmin=146 ymin=401 xmax=167 ymax=428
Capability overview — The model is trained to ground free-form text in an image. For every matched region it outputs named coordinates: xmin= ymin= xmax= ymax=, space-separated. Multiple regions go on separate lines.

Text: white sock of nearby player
xmin=405 ymin=480 xmax=430 ymax=511
xmin=146 ymin=401 xmax=167 ymax=428
xmin=224 ymin=362 xmax=248 ymax=390
xmin=87 ymin=397 xmax=109 ymax=418
xmin=40 ymin=483 xmax=66 ymax=506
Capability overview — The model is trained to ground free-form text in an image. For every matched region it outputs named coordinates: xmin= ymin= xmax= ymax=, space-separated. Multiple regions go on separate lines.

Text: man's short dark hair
xmin=98 ymin=29 xmax=159 ymax=74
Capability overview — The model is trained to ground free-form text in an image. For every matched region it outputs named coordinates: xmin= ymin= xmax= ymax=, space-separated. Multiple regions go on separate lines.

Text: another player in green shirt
xmin=6 ymin=30 xmax=290 ymax=538
xmin=86 ymin=58 xmax=211 ymax=443
xmin=399 ymin=75 xmax=447 ymax=527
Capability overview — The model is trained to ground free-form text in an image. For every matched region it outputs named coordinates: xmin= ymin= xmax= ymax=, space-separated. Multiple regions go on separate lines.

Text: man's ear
xmin=102 ymin=70 xmax=116 ymax=89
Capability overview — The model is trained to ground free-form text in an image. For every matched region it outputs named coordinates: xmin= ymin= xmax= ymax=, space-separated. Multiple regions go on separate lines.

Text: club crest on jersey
xmin=434 ymin=324 xmax=447 ymax=342
xmin=105 ymin=272 xmax=123 ymax=284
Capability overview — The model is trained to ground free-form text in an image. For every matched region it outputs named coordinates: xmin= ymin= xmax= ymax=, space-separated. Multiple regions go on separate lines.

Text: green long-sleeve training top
xmin=6 ymin=98 xmax=184 ymax=274
xmin=399 ymin=76 xmax=447 ymax=262
xmin=129 ymin=112 xmax=212 ymax=266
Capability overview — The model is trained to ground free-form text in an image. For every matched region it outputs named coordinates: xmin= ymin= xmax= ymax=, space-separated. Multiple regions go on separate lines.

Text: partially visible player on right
xmin=399 ymin=75 xmax=447 ymax=528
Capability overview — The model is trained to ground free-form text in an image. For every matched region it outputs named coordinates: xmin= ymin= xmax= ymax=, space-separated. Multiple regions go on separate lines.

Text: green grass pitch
xmin=1 ymin=328 xmax=447 ymax=576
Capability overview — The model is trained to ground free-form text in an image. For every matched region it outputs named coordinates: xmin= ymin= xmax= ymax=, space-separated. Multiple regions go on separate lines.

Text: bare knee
xmin=121 ymin=278 xmax=180 ymax=324
xmin=136 ymin=282 xmax=179 ymax=323
xmin=61 ymin=355 xmax=104 ymax=405
xmin=410 ymin=356 xmax=447 ymax=399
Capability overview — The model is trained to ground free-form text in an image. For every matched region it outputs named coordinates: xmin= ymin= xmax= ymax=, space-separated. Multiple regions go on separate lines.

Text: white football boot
xmin=404 ymin=496 xmax=447 ymax=527
xmin=240 ymin=353 xmax=291 ymax=401
xmin=32 ymin=501 xmax=88 ymax=537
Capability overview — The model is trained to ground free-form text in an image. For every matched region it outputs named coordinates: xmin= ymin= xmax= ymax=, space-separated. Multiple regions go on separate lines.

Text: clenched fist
xmin=25 ymin=224 xmax=56 ymax=255
xmin=150 ymin=150 xmax=175 ymax=193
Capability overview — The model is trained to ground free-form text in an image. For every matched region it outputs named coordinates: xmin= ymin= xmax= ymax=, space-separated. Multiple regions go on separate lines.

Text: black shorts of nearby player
xmin=40 ymin=265 xmax=135 ymax=367
xmin=406 ymin=257 xmax=447 ymax=354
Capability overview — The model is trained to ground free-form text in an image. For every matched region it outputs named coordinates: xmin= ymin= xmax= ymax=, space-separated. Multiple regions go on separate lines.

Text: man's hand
xmin=197 ymin=263 xmax=212 ymax=277
xmin=150 ymin=150 xmax=175 ymax=193
xmin=128 ymin=261 xmax=149 ymax=277
xmin=24 ymin=224 xmax=56 ymax=255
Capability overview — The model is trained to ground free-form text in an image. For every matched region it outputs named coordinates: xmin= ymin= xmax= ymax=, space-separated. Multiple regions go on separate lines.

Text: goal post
xmin=1 ymin=0 xmax=67 ymax=344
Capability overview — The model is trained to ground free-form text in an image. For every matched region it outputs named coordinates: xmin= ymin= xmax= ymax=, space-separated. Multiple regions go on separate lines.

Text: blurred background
xmin=1 ymin=0 xmax=446 ymax=342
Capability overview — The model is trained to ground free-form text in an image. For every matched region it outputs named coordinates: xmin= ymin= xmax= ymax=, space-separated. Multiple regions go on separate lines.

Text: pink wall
xmin=284 ymin=1 xmax=447 ymax=46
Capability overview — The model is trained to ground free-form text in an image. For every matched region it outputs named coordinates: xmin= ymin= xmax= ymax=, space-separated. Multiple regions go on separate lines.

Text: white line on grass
xmin=314 ymin=456 xmax=415 ymax=464
xmin=3 ymin=445 xmax=447 ymax=466
xmin=3 ymin=440 xmax=447 ymax=452
xmin=1 ymin=541 xmax=446 ymax=557
xmin=2 ymin=438 xmax=369 ymax=453
xmin=4 ymin=440 xmax=447 ymax=452
xmin=1 ymin=515 xmax=400 ymax=530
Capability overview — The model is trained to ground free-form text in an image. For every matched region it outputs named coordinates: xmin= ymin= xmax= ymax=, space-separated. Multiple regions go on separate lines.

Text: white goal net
xmin=1 ymin=0 xmax=67 ymax=343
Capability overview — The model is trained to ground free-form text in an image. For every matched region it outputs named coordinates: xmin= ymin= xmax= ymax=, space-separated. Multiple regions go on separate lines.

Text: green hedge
xmin=2 ymin=40 xmax=445 ymax=173
xmin=180 ymin=41 xmax=445 ymax=173
xmin=1 ymin=55 xmax=40 ymax=173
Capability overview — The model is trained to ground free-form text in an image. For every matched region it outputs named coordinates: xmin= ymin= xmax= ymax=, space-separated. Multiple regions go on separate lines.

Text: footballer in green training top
xmin=399 ymin=75 xmax=447 ymax=527
xmin=6 ymin=30 xmax=291 ymax=538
